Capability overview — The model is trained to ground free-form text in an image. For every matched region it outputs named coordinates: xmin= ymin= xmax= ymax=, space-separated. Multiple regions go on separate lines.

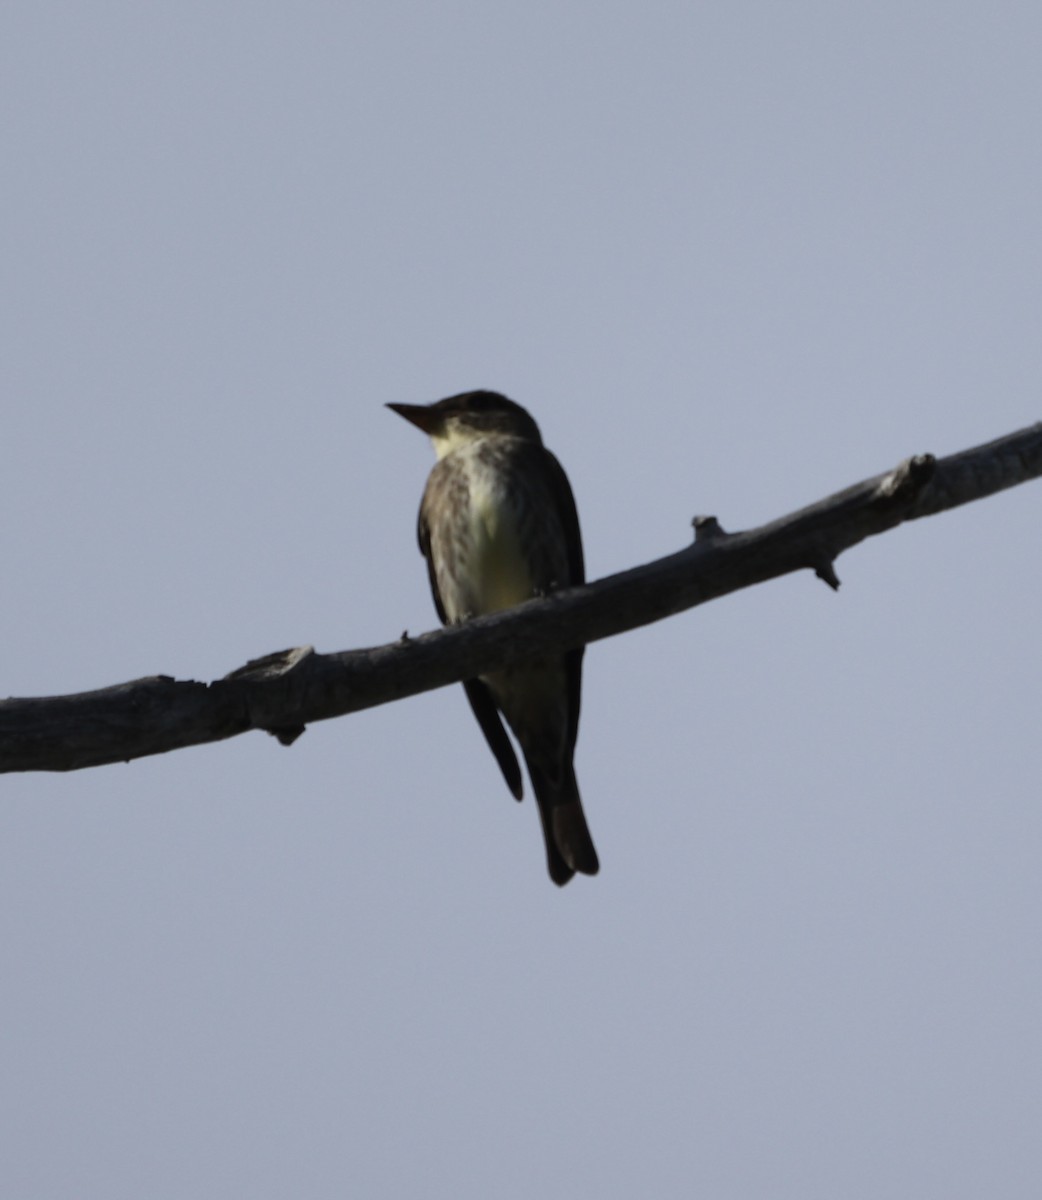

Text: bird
xmin=387 ymin=390 xmax=599 ymax=885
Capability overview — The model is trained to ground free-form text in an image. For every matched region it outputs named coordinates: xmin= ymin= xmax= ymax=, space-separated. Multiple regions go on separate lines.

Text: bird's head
xmin=387 ymin=391 xmax=542 ymax=458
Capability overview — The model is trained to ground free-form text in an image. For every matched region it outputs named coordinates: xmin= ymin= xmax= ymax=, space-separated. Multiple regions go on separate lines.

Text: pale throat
xmin=428 ymin=420 xmax=489 ymax=460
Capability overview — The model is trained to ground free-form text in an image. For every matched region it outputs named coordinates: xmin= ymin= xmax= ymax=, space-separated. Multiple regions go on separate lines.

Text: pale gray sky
xmin=3 ymin=3 xmax=1041 ymax=1197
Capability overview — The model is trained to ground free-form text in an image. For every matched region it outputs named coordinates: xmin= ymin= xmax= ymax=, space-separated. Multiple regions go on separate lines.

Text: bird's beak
xmin=386 ymin=403 xmax=439 ymax=434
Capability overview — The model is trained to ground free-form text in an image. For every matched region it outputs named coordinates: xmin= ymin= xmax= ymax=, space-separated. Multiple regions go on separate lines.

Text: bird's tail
xmin=529 ymin=760 xmax=599 ymax=886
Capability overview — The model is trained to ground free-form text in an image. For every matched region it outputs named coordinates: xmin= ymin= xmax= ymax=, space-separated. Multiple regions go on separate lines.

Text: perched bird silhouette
xmin=388 ymin=391 xmax=599 ymax=885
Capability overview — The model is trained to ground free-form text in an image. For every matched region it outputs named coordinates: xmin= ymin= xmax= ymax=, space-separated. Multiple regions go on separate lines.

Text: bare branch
xmin=3 ymin=421 xmax=1039 ymax=774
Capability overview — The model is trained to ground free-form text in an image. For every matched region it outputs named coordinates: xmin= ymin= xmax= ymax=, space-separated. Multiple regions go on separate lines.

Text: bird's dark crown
xmin=431 ymin=391 xmax=543 ymax=442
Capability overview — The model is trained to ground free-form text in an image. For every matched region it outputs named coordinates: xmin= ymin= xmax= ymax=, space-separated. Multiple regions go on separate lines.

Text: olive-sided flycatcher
xmin=388 ymin=391 xmax=599 ymax=885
